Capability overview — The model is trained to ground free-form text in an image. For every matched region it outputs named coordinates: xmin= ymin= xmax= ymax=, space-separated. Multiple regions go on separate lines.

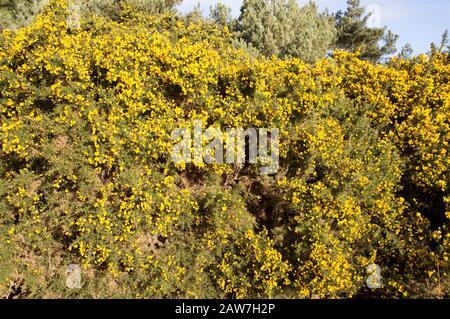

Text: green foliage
xmin=430 ymin=30 xmax=450 ymax=55
xmin=399 ymin=43 xmax=413 ymax=60
xmin=236 ymin=0 xmax=336 ymax=62
xmin=0 ymin=0 xmax=448 ymax=299
xmin=91 ymin=0 xmax=180 ymax=15
xmin=334 ymin=0 xmax=398 ymax=62
xmin=209 ymin=2 xmax=233 ymax=28
xmin=0 ymin=0 xmax=181 ymax=28
xmin=0 ymin=0 xmax=47 ymax=29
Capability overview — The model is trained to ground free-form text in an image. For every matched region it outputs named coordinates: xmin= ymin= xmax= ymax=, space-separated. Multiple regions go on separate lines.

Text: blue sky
xmin=178 ymin=0 xmax=450 ymax=54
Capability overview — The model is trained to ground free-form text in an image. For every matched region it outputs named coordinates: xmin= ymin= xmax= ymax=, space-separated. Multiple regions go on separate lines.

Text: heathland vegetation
xmin=0 ymin=0 xmax=449 ymax=298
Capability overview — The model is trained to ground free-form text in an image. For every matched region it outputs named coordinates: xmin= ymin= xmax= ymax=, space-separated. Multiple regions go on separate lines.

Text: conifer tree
xmin=430 ymin=30 xmax=449 ymax=54
xmin=83 ymin=0 xmax=181 ymax=19
xmin=209 ymin=2 xmax=233 ymax=28
xmin=237 ymin=0 xmax=336 ymax=62
xmin=399 ymin=43 xmax=413 ymax=59
xmin=0 ymin=0 xmax=47 ymax=29
xmin=335 ymin=0 xmax=398 ymax=62
xmin=184 ymin=1 xmax=202 ymax=23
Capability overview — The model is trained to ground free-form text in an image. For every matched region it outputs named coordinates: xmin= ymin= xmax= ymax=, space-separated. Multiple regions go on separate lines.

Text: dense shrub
xmin=0 ymin=1 xmax=448 ymax=298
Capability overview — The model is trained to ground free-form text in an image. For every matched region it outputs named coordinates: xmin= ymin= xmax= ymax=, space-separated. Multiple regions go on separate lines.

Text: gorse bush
xmin=0 ymin=1 xmax=449 ymax=298
xmin=0 ymin=0 xmax=181 ymax=29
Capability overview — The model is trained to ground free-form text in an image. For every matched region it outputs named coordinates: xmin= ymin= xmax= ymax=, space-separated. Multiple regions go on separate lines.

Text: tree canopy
xmin=335 ymin=0 xmax=398 ymax=62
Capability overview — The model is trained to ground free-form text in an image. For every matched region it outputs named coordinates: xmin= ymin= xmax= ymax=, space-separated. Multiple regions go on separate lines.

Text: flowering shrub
xmin=0 ymin=1 xmax=448 ymax=298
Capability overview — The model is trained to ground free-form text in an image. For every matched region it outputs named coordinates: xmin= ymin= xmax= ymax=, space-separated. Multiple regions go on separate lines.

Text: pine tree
xmin=184 ymin=1 xmax=202 ymax=23
xmin=430 ymin=30 xmax=449 ymax=54
xmin=82 ymin=0 xmax=181 ymax=19
xmin=0 ymin=0 xmax=48 ymax=29
xmin=209 ymin=2 xmax=233 ymax=27
xmin=335 ymin=0 xmax=398 ymax=62
xmin=399 ymin=43 xmax=413 ymax=59
xmin=237 ymin=0 xmax=270 ymax=54
xmin=282 ymin=1 xmax=336 ymax=61
xmin=236 ymin=0 xmax=336 ymax=62
xmin=123 ymin=0 xmax=181 ymax=14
